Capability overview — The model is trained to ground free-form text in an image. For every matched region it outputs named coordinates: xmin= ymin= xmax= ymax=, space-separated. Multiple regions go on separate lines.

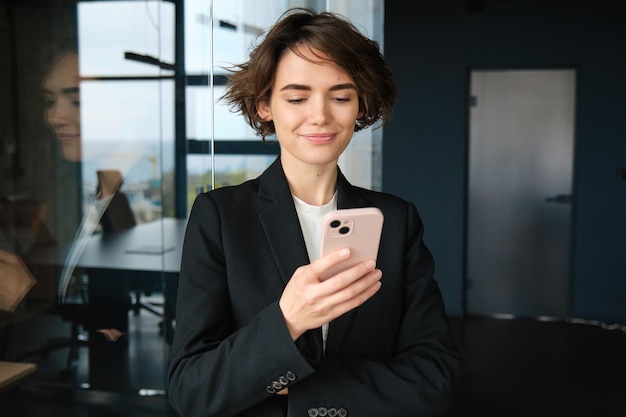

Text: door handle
xmin=545 ymin=194 xmax=573 ymax=204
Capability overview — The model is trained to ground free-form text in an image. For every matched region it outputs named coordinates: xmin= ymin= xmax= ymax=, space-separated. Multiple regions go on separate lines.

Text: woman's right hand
xmin=278 ymin=248 xmax=382 ymax=341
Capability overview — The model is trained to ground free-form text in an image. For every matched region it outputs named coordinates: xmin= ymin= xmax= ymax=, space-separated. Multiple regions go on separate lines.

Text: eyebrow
xmin=61 ymin=87 xmax=80 ymax=94
xmin=41 ymin=86 xmax=80 ymax=97
xmin=279 ymin=83 xmax=357 ymax=92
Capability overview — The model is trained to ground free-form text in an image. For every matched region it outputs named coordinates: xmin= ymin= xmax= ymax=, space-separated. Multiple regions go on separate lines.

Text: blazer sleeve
xmin=287 ymin=202 xmax=461 ymax=417
xmin=167 ymin=193 xmax=315 ymax=417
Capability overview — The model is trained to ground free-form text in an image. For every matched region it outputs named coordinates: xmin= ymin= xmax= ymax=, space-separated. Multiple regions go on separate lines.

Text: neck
xmin=281 ymin=157 xmax=338 ymax=206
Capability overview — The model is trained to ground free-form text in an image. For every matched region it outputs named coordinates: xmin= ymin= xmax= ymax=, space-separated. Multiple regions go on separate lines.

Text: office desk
xmin=74 ymin=217 xmax=185 ymax=275
xmin=28 ymin=217 xmax=187 ymax=390
xmin=76 ymin=217 xmax=185 ymax=332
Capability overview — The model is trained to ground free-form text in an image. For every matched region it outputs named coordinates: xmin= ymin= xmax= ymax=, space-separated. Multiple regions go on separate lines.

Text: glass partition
xmin=0 ymin=0 xmax=383 ymax=415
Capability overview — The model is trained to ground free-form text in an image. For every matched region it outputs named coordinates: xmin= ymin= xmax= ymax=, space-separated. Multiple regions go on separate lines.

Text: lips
xmin=302 ymin=133 xmax=335 ymax=144
xmin=56 ymin=133 xmax=80 ymax=141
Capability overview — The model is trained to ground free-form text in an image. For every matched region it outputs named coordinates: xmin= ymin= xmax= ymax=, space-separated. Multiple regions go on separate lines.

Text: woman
xmin=168 ymin=8 xmax=460 ymax=417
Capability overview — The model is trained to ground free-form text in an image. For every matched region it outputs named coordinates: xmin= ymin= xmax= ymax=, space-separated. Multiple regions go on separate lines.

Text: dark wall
xmin=383 ymin=0 xmax=626 ymax=323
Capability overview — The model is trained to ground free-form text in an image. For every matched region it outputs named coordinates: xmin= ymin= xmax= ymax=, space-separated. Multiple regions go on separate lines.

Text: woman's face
xmin=257 ymin=46 xmax=362 ymax=171
xmin=42 ymin=51 xmax=81 ymax=162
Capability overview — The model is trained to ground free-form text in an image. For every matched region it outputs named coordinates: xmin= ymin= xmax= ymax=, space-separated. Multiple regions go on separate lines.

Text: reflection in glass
xmin=1 ymin=1 xmax=384 ymax=415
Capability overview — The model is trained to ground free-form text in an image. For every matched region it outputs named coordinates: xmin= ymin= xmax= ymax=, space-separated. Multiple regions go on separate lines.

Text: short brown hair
xmin=221 ymin=8 xmax=397 ymax=140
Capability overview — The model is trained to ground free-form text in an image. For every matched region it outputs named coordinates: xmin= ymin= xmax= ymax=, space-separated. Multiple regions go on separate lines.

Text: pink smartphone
xmin=318 ymin=207 xmax=384 ymax=281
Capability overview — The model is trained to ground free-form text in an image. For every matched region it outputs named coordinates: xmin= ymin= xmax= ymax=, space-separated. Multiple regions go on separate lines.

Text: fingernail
xmin=339 ymin=248 xmax=350 ymax=258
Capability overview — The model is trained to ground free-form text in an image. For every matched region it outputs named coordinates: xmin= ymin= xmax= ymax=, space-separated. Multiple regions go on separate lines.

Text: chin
xmin=60 ymin=146 xmax=82 ymax=162
xmin=308 ymin=156 xmax=341 ymax=167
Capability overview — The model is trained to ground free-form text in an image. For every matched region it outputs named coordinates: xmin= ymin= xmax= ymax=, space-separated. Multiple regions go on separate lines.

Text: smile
xmin=57 ymin=133 xmax=80 ymax=141
xmin=302 ymin=134 xmax=335 ymax=144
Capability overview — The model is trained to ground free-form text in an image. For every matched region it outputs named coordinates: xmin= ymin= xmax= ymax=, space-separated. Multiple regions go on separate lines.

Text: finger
xmin=334 ymin=267 xmax=382 ymax=301
xmin=308 ymin=247 xmax=351 ymax=278
xmin=326 ymin=271 xmax=382 ymax=317
xmin=311 ymin=267 xmax=382 ymax=320
xmin=317 ymin=258 xmax=377 ymax=292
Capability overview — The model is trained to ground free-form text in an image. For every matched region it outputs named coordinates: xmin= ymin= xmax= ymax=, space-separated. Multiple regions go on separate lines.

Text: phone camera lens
xmin=339 ymin=226 xmax=350 ymax=235
xmin=330 ymin=220 xmax=341 ymax=228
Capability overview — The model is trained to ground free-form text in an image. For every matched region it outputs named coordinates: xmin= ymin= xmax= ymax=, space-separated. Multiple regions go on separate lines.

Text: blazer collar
xmin=257 ymin=156 xmax=364 ymax=203
xmin=257 ymin=158 xmax=309 ymax=286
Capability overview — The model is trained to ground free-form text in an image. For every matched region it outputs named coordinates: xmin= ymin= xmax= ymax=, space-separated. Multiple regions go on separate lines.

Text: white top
xmin=292 ymin=192 xmax=338 ymax=353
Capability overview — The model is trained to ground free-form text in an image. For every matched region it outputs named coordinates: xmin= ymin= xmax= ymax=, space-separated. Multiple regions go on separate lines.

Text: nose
xmin=308 ymin=96 xmax=330 ymax=125
xmin=47 ymin=98 xmax=72 ymax=127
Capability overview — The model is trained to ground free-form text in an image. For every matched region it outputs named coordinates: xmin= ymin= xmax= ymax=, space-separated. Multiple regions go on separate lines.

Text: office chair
xmin=96 ymin=170 xmax=164 ymax=320
xmin=96 ymin=169 xmax=136 ymax=234
xmin=13 ymin=267 xmax=90 ymax=379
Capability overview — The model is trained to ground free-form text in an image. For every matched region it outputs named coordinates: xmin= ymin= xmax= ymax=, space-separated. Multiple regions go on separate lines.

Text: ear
xmin=257 ymin=100 xmax=273 ymax=121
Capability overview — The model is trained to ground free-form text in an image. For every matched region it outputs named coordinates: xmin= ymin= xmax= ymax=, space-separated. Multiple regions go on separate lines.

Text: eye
xmin=333 ymin=96 xmax=352 ymax=103
xmin=42 ymin=93 xmax=56 ymax=107
xmin=66 ymin=92 xmax=81 ymax=107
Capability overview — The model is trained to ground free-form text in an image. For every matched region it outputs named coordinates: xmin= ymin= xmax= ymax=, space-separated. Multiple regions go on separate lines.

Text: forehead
xmin=43 ymin=53 xmax=79 ymax=90
xmin=273 ymin=46 xmax=354 ymax=86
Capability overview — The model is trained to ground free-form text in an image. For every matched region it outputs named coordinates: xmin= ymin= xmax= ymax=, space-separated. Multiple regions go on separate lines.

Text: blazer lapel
xmin=256 ymin=158 xmax=310 ymax=285
xmin=336 ymin=169 xmax=371 ymax=210
xmin=257 ymin=158 xmax=324 ymax=361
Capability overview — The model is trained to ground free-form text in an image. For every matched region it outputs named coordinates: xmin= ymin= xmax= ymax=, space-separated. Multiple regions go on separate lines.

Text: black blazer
xmin=168 ymin=158 xmax=460 ymax=417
